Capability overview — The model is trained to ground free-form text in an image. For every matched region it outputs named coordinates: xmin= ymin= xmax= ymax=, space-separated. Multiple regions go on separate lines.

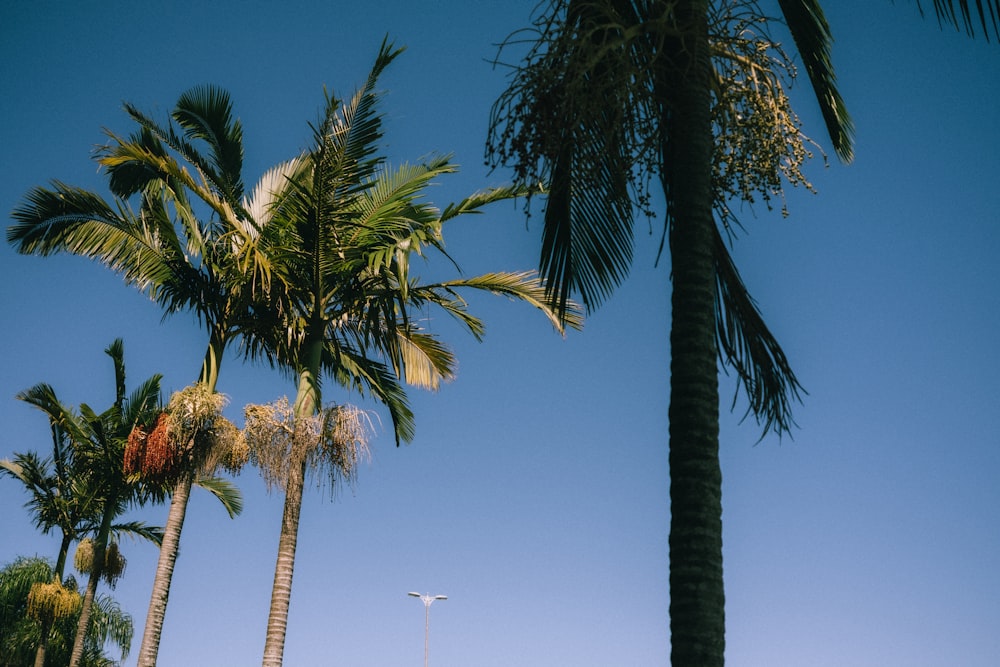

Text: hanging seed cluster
xmin=27 ymin=580 xmax=81 ymax=621
xmin=144 ymin=412 xmax=180 ymax=482
xmin=243 ymin=398 xmax=372 ymax=498
xmin=244 ymin=398 xmax=297 ymax=492
xmin=313 ymin=404 xmax=373 ymax=497
xmin=102 ymin=542 xmax=126 ymax=588
xmin=73 ymin=539 xmax=127 ymax=588
xmin=74 ymin=538 xmax=95 ymax=573
xmin=123 ymin=412 xmax=180 ymax=482
xmin=167 ymin=383 xmax=236 ymax=474
xmin=124 ymin=422 xmax=148 ymax=476
xmin=196 ymin=415 xmax=250 ymax=475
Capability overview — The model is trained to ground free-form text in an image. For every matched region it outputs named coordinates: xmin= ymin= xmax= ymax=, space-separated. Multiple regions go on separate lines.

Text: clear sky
xmin=2 ymin=2 xmax=999 ymax=666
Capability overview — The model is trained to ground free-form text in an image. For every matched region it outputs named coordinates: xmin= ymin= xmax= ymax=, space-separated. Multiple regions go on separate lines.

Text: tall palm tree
xmin=246 ymin=40 xmax=577 ymax=667
xmin=487 ymin=1 xmax=1000 ymax=664
xmin=2 ymin=381 xmax=162 ymax=667
xmin=8 ymin=88 xmax=258 ymax=667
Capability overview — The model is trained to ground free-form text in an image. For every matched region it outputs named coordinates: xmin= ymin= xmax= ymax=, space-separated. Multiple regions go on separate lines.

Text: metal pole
xmin=408 ymin=592 xmax=447 ymax=667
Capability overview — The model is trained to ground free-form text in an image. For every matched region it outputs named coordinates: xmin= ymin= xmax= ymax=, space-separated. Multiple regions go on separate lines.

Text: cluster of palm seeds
xmin=27 ymin=580 xmax=81 ymax=621
xmin=197 ymin=414 xmax=250 ymax=475
xmin=73 ymin=539 xmax=127 ymax=588
xmin=124 ymin=412 xmax=180 ymax=482
xmin=73 ymin=538 xmax=95 ymax=573
xmin=123 ymin=421 xmax=148 ymax=476
xmin=143 ymin=413 xmax=180 ymax=482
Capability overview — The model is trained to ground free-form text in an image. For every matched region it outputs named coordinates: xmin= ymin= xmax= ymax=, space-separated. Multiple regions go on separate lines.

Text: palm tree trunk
xmin=136 ymin=338 xmax=223 ymax=667
xmin=262 ymin=341 xmax=322 ymax=667
xmin=662 ymin=1 xmax=725 ymax=665
xmin=261 ymin=454 xmax=307 ymax=667
xmin=136 ymin=469 xmax=194 ymax=667
xmin=69 ymin=503 xmax=113 ymax=667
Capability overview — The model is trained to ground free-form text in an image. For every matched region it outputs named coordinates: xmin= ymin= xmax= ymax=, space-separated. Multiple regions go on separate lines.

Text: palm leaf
xmin=777 ymin=0 xmax=855 ymax=162
xmin=192 ymin=475 xmax=244 ymax=519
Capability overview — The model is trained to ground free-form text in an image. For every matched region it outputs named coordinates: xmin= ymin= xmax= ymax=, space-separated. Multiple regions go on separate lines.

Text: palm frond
xmin=192 ymin=475 xmax=244 ymax=519
xmin=8 ymin=182 xmax=178 ymax=292
xmin=108 ymin=520 xmax=165 ymax=547
xmin=173 ymin=85 xmax=246 ymax=204
xmin=713 ymin=227 xmax=804 ymax=437
xmin=776 ymin=0 xmax=854 ymax=162
xmin=918 ymin=0 xmax=1000 ymax=40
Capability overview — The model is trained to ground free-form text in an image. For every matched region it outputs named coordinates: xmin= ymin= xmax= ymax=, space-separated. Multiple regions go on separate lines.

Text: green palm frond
xmin=323 ymin=343 xmax=416 ymax=444
xmin=8 ymin=183 xmax=178 ymax=291
xmin=776 ymin=0 xmax=854 ymax=163
xmin=173 ymin=85 xmax=246 ymax=204
xmin=425 ymin=271 xmax=584 ymax=333
xmin=192 ymin=475 xmax=244 ymax=519
xmin=713 ymin=228 xmax=804 ymax=437
xmin=108 ymin=520 xmax=165 ymax=547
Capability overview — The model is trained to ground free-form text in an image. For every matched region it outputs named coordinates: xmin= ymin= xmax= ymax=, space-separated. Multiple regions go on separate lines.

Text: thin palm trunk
xmin=261 ymin=455 xmax=307 ymax=667
xmin=663 ymin=1 xmax=725 ymax=665
xmin=262 ymin=340 xmax=322 ymax=667
xmin=69 ymin=500 xmax=113 ymax=667
xmin=137 ymin=336 xmax=223 ymax=667
xmin=136 ymin=468 xmax=193 ymax=667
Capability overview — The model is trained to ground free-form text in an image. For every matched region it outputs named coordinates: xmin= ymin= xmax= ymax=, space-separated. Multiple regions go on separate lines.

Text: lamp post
xmin=408 ymin=592 xmax=447 ymax=667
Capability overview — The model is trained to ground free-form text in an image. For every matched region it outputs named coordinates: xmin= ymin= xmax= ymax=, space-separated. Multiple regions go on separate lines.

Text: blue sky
xmin=2 ymin=2 xmax=999 ymax=666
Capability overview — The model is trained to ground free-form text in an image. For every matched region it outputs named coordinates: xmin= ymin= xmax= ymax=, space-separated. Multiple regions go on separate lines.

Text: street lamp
xmin=408 ymin=592 xmax=447 ymax=667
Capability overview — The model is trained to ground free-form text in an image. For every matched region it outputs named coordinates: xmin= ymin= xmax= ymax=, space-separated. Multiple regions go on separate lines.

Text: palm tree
xmin=487 ymin=1 xmax=1000 ymax=664
xmin=59 ymin=340 xmax=167 ymax=667
xmin=8 ymin=88 xmax=258 ymax=667
xmin=244 ymin=40 xmax=577 ymax=667
xmin=2 ymin=381 xmax=162 ymax=667
xmin=0 ymin=556 xmax=134 ymax=667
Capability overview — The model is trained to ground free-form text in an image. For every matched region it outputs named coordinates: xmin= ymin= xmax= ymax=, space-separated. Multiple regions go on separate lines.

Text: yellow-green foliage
xmin=27 ymin=580 xmax=81 ymax=621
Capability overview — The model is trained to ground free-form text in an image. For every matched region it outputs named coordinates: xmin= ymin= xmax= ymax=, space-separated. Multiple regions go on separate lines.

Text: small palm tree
xmin=2 ymin=378 xmax=161 ymax=667
xmin=0 ymin=556 xmax=134 ymax=667
xmin=245 ymin=40 xmax=578 ymax=667
xmin=47 ymin=340 xmax=162 ymax=667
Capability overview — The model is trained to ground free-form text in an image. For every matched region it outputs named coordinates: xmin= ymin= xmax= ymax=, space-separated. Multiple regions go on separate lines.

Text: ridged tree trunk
xmin=261 ymin=336 xmax=322 ymax=667
xmin=137 ymin=332 xmax=224 ymax=667
xmin=261 ymin=454 xmax=307 ymax=667
xmin=69 ymin=501 xmax=113 ymax=667
xmin=136 ymin=469 xmax=194 ymax=667
xmin=663 ymin=1 xmax=725 ymax=665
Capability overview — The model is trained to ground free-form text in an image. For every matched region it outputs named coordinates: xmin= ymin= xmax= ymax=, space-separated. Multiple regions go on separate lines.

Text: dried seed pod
xmin=27 ymin=580 xmax=81 ymax=621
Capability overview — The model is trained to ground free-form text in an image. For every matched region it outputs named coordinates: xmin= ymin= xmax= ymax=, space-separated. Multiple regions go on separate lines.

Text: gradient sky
xmin=2 ymin=2 xmax=999 ymax=666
